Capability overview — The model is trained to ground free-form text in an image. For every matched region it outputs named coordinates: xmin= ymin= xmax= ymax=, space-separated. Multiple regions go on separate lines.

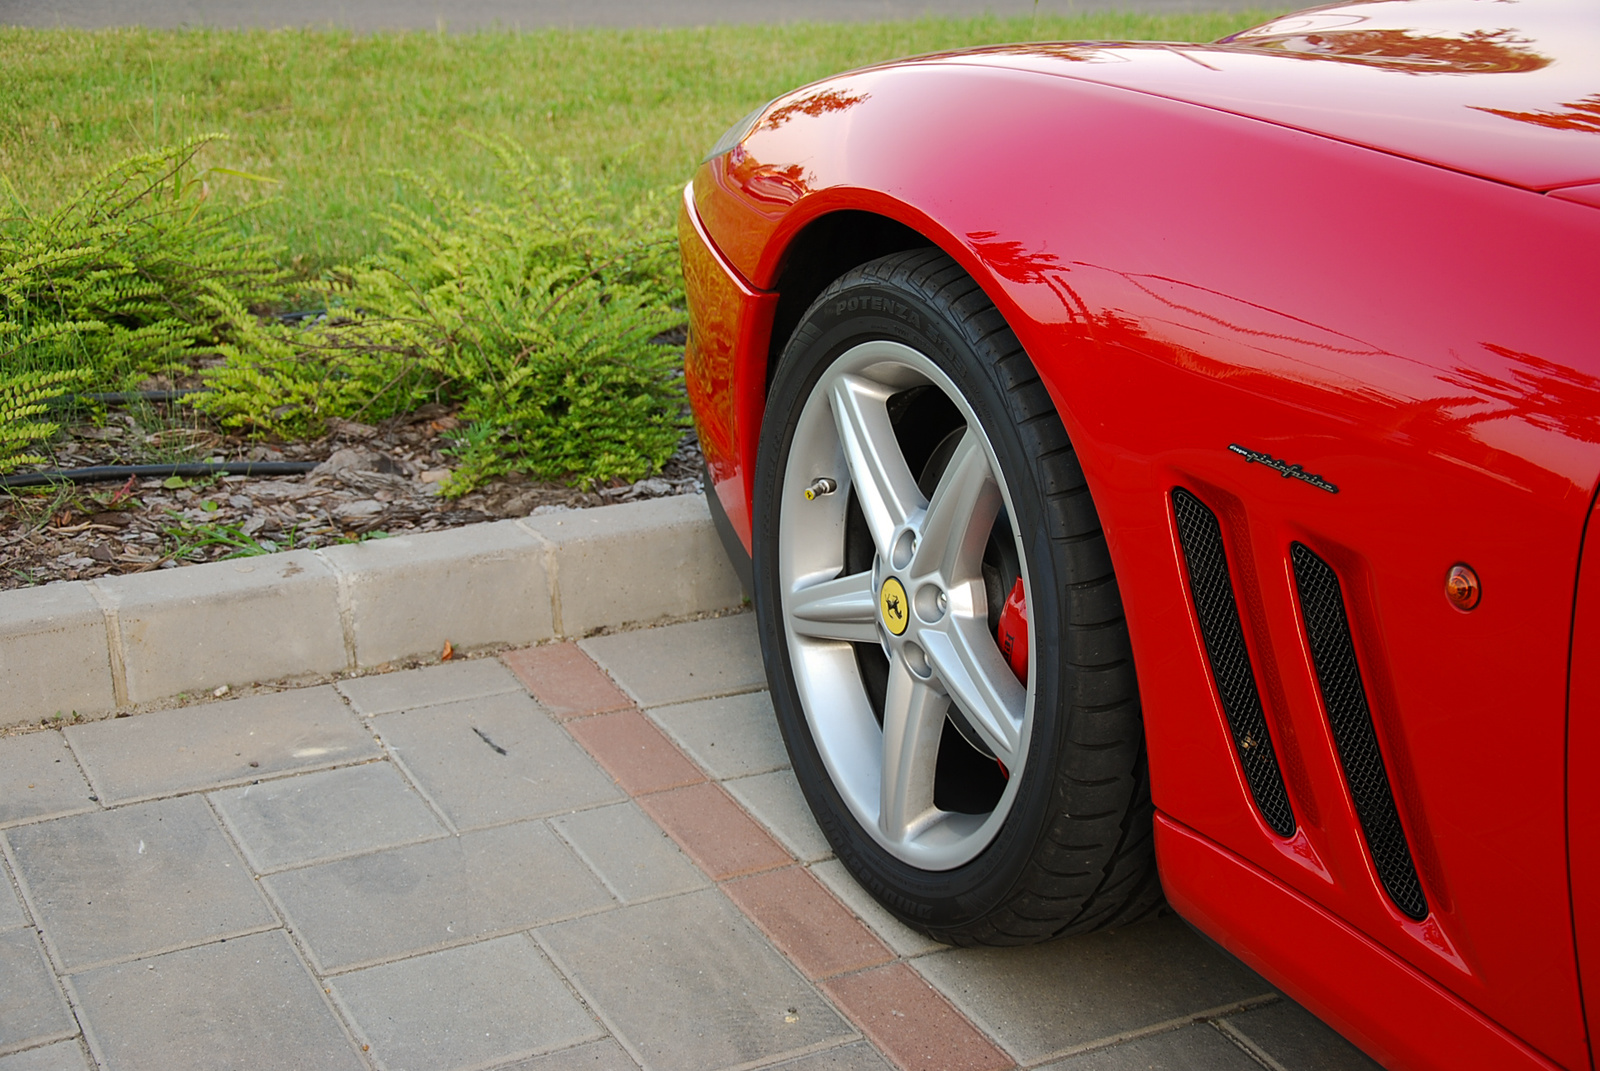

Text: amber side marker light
xmin=1446 ymin=564 xmax=1481 ymax=611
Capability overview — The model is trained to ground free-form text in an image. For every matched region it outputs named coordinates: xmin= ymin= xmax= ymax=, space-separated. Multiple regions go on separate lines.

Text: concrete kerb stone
xmin=0 ymin=494 xmax=743 ymax=728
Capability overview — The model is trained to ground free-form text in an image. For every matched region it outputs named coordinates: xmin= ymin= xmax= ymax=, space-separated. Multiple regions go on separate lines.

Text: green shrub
xmin=198 ymin=143 xmax=687 ymax=494
xmin=0 ymin=135 xmax=285 ymax=471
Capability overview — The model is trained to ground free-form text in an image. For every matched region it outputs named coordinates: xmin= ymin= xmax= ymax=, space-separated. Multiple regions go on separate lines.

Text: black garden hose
xmin=0 ymin=462 xmax=317 ymax=489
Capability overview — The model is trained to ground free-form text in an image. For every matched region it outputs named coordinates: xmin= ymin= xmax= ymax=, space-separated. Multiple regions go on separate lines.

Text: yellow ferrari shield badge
xmin=879 ymin=577 xmax=909 ymax=636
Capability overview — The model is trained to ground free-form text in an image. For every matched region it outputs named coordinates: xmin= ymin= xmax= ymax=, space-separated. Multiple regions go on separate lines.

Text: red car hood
xmin=903 ymin=0 xmax=1600 ymax=192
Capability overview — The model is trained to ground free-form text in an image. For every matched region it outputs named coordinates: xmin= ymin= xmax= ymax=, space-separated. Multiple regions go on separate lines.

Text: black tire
xmin=752 ymin=249 xmax=1162 ymax=945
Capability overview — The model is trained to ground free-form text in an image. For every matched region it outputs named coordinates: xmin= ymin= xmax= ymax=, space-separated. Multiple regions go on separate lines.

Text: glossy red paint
xmin=679 ymin=184 xmax=776 ymax=552
xmin=1157 ymin=815 xmax=1565 ymax=1071
xmin=683 ymin=2 xmax=1600 ymax=1065
xmin=1568 ymin=492 xmax=1600 ymax=1056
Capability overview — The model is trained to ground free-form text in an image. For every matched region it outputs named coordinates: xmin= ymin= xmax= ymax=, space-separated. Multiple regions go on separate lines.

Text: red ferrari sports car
xmin=678 ymin=2 xmax=1600 ymax=1067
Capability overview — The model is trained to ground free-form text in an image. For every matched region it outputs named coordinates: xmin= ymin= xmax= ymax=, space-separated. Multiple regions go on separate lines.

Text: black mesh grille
xmin=1290 ymin=543 xmax=1428 ymax=920
xmin=1171 ymin=490 xmax=1295 ymax=837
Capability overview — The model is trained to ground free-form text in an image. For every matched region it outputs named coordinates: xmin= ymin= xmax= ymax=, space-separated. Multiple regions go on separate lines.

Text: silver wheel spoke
xmin=789 ymin=571 xmax=880 ymax=644
xmin=921 ymin=616 xmax=1025 ymax=769
xmin=828 ymin=374 xmax=925 ymax=560
xmin=910 ymin=429 xmax=1002 ymax=582
xmin=879 ymin=656 xmax=947 ymax=846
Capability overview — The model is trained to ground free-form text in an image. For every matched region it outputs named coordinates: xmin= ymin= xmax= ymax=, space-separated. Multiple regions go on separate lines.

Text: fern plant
xmin=0 ymin=135 xmax=287 ymax=391
xmin=199 ymin=143 xmax=688 ymax=493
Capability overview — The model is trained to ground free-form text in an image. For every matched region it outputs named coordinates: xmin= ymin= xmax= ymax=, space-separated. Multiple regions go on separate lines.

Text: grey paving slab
xmin=0 ymin=1041 xmax=91 ymax=1071
xmin=580 ymin=614 xmax=764 ymax=708
xmin=374 ymin=691 xmax=621 ymax=831
xmin=725 ymin=768 xmax=832 ymax=864
xmin=1040 ymin=1023 xmax=1262 ymax=1070
xmin=0 ymin=732 xmax=95 ymax=828
xmin=70 ymin=929 xmax=365 ymax=1071
xmin=540 ymin=887 xmax=852 ymax=1071
xmin=767 ymin=1041 xmax=893 ymax=1070
xmin=334 ymin=934 xmax=602 ymax=1070
xmin=210 ymin=762 xmax=447 ymax=872
xmin=501 ymin=1038 xmax=638 ymax=1071
xmin=646 ymin=691 xmax=786 ymax=780
xmin=807 ymin=859 xmax=944 ymax=958
xmin=552 ymin=802 xmax=708 ymax=904
xmin=912 ymin=915 xmax=1272 ymax=1064
xmin=338 ymin=658 xmax=525 ymax=716
xmin=63 ymin=686 xmax=376 ymax=804
xmin=1224 ymin=1000 xmax=1382 ymax=1070
xmin=5 ymin=795 xmax=274 ymax=971
xmin=265 ymin=820 xmax=611 ymax=972
xmin=0 ymin=930 xmax=75 ymax=1055
xmin=0 ymin=868 xmax=24 ymax=931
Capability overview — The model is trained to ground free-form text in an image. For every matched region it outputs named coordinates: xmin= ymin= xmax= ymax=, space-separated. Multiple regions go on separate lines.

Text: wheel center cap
xmin=879 ymin=577 xmax=910 ymax=636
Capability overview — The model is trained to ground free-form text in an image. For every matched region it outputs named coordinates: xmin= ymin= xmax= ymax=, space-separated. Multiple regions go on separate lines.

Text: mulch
xmin=0 ymin=403 xmax=704 ymax=591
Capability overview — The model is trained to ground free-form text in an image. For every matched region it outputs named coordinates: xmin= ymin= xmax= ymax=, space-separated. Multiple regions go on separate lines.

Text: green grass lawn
xmin=1 ymin=11 xmax=1283 ymax=268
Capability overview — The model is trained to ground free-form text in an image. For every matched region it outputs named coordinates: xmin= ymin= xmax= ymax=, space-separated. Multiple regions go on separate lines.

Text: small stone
xmin=419 ymin=469 xmax=451 ymax=484
xmin=213 ymin=684 xmax=231 ymax=698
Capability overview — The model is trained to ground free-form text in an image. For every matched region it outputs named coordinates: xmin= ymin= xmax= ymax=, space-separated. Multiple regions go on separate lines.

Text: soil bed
xmin=0 ymin=396 xmax=703 ymax=591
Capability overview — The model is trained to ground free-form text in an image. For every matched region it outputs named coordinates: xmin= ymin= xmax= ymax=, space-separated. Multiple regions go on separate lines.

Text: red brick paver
xmin=501 ymin=643 xmax=633 ymax=719
xmin=565 ymin=709 xmax=705 ymax=795
xmin=638 ymin=782 xmax=792 ymax=880
xmin=723 ymin=866 xmax=894 ymax=980
xmin=822 ymin=963 xmax=1015 ymax=1071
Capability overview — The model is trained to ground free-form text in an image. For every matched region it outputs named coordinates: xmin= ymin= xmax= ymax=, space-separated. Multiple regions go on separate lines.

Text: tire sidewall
xmin=753 ymin=265 xmax=1070 ymax=933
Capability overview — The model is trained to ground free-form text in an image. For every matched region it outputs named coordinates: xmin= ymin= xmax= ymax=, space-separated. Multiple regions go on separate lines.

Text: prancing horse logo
xmin=880 ymin=577 xmax=909 ymax=636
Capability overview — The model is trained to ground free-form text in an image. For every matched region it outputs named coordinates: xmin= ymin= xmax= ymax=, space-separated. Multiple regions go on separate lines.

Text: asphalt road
xmin=0 ymin=0 xmax=1273 ymax=31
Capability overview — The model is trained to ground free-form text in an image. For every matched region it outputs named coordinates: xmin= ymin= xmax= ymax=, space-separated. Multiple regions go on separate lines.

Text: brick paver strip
xmin=502 ymin=643 xmax=633 ymax=719
xmin=723 ymin=866 xmax=894 ymax=980
xmin=822 ymin=963 xmax=1015 ymax=1071
xmin=564 ymin=709 xmax=706 ymax=796
xmin=636 ymin=782 xmax=792 ymax=880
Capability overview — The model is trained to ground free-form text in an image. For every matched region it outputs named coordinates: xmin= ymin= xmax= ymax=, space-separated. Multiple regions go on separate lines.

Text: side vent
xmin=1171 ymin=489 xmax=1295 ymax=836
xmin=1290 ymin=543 xmax=1428 ymax=920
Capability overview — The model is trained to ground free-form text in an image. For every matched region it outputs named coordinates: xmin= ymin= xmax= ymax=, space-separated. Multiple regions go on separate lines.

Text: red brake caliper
xmin=994 ymin=577 xmax=1029 ymax=780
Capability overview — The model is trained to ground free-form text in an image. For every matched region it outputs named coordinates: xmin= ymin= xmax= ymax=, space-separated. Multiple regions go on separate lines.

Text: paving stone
xmin=807 ymin=860 xmax=945 ymax=958
xmin=723 ymin=867 xmax=892 ymax=980
xmin=336 ymin=659 xmax=523 ymax=717
xmin=646 ymin=691 xmax=787 ymax=780
xmin=501 ymin=643 xmax=633 ymax=720
xmin=265 ymin=821 xmax=611 ymax=972
xmin=580 ymin=614 xmax=765 ymax=707
xmin=1039 ymin=1024 xmax=1262 ymax=1070
xmin=0 ymin=582 xmax=116 ymax=726
xmin=821 ymin=962 xmax=1012 ymax=1071
xmin=724 ymin=769 xmax=832 ymax=863
xmin=0 ymin=732 xmax=95 ymax=828
xmin=539 ymin=887 xmax=851 ymax=1071
xmin=521 ymin=495 xmax=743 ymax=636
xmin=765 ymin=1041 xmax=893 ymax=1070
xmin=210 ymin=763 xmax=446 ymax=872
xmin=70 ymin=930 xmax=364 ymax=1071
xmin=637 ymin=783 xmax=791 ymax=880
xmin=565 ymin=710 xmax=705 ymax=795
xmin=1223 ymin=999 xmax=1382 ymax=1070
xmin=0 ymin=1041 xmax=91 ymax=1071
xmin=911 ymin=915 xmax=1272 ymax=1064
xmin=6 ymin=795 xmax=275 ymax=971
xmin=499 ymin=1038 xmax=637 ymax=1071
xmin=94 ymin=551 xmax=346 ymax=706
xmin=322 ymin=519 xmax=555 ymax=665
xmin=374 ymin=692 xmax=621 ymax=831
xmin=334 ymin=934 xmax=601 ymax=1070
xmin=0 ymin=930 xmax=75 ymax=1054
xmin=0 ymin=871 xmax=23 ymax=931
xmin=63 ymin=686 xmax=376 ymax=805
xmin=551 ymin=802 xmax=708 ymax=903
